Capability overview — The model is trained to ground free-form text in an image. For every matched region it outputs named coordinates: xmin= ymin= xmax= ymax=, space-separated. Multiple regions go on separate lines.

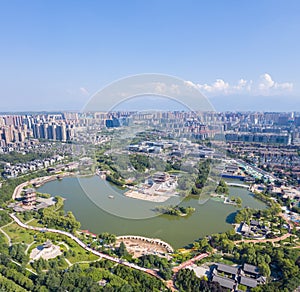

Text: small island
xmin=154 ymin=205 xmax=195 ymax=216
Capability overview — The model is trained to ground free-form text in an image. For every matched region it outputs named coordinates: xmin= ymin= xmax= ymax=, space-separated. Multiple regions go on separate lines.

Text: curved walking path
xmin=172 ymin=253 xmax=209 ymax=273
xmin=0 ymin=227 xmax=12 ymax=247
xmin=9 ymin=213 xmax=164 ymax=282
xmin=25 ymin=241 xmax=36 ymax=254
xmin=234 ymin=232 xmax=292 ymax=244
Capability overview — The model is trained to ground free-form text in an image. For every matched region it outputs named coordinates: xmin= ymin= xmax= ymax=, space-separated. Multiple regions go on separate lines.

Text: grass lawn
xmin=78 ymin=263 xmax=90 ymax=269
xmin=27 ymin=219 xmax=44 ymax=228
xmin=2 ymin=222 xmax=36 ymax=245
xmin=16 ymin=212 xmax=34 ymax=223
xmin=65 ymin=243 xmax=99 ymax=264
xmin=217 ymin=258 xmax=236 ymax=266
xmin=3 ymin=221 xmax=101 ymax=266
xmin=0 ymin=231 xmax=9 ymax=245
xmin=57 ymin=242 xmax=69 ymax=253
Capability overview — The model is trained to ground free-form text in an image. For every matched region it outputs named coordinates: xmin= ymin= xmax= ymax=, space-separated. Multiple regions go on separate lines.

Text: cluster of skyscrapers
xmin=0 ymin=114 xmax=74 ymax=147
xmin=1 ymin=111 xmax=300 ymax=148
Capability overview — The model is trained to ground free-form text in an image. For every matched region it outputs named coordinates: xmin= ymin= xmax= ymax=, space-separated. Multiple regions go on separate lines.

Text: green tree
xmin=118 ymin=241 xmax=128 ymax=257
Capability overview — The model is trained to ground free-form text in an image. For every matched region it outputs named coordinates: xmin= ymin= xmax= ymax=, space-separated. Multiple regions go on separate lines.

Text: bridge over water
xmin=225 ymin=182 xmax=250 ymax=189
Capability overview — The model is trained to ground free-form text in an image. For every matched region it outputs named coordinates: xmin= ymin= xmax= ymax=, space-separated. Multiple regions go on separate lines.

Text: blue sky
xmin=0 ymin=0 xmax=299 ymax=112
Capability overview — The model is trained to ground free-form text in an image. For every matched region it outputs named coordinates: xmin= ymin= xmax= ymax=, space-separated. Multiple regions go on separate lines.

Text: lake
xmin=38 ymin=176 xmax=266 ymax=249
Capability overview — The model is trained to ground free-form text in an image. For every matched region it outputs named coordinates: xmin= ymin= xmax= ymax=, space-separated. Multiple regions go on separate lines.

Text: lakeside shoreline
xmin=12 ymin=172 xmax=76 ymax=200
xmin=14 ymin=174 xmax=268 ymax=248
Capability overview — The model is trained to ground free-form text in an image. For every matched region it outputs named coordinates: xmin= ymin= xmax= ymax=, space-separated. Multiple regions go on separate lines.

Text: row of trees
xmin=1 ymin=248 xmax=169 ymax=292
xmin=0 ymin=275 xmax=27 ymax=292
xmin=0 ymin=264 xmax=34 ymax=291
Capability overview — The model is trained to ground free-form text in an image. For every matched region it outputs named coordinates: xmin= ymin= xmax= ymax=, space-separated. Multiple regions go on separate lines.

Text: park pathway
xmin=234 ymin=232 xmax=292 ymax=244
xmin=9 ymin=213 xmax=165 ymax=282
xmin=0 ymin=221 xmax=14 ymax=247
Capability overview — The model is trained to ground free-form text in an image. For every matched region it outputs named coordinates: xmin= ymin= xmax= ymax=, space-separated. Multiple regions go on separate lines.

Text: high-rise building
xmin=3 ymin=126 xmax=13 ymax=144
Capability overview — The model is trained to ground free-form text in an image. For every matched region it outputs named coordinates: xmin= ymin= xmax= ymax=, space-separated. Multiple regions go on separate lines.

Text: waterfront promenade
xmin=12 ymin=173 xmax=74 ymax=200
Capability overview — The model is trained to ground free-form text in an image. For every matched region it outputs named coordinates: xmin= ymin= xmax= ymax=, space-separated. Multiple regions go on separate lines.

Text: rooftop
xmin=212 ymin=275 xmax=236 ymax=290
xmin=243 ymin=263 xmax=260 ymax=275
xmin=24 ymin=188 xmax=36 ymax=194
xmin=239 ymin=275 xmax=258 ymax=288
xmin=217 ymin=263 xmax=239 ymax=275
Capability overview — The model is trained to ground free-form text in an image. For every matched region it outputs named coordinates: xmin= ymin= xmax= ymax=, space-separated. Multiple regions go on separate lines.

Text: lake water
xmin=38 ymin=176 xmax=266 ymax=249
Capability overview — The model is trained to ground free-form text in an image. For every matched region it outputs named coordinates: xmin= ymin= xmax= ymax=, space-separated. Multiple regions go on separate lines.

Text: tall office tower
xmin=65 ymin=126 xmax=72 ymax=141
xmin=22 ymin=124 xmax=28 ymax=132
xmin=61 ymin=123 xmax=67 ymax=142
xmin=33 ymin=123 xmax=41 ymax=139
xmin=40 ymin=123 xmax=50 ymax=139
xmin=3 ymin=116 xmax=14 ymax=126
xmin=12 ymin=128 xmax=19 ymax=142
xmin=3 ymin=126 xmax=13 ymax=144
xmin=39 ymin=124 xmax=45 ymax=139
xmin=47 ymin=124 xmax=56 ymax=140
xmin=23 ymin=116 xmax=31 ymax=129
xmin=55 ymin=123 xmax=67 ymax=141
xmin=47 ymin=124 xmax=52 ymax=140
xmin=18 ymin=131 xmax=25 ymax=142
xmin=13 ymin=115 xmax=22 ymax=127
xmin=43 ymin=124 xmax=48 ymax=139
xmin=55 ymin=125 xmax=62 ymax=141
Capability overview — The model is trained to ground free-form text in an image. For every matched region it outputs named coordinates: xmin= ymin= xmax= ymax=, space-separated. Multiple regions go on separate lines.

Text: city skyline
xmin=0 ymin=2 xmax=300 ymax=291
xmin=0 ymin=1 xmax=299 ymax=112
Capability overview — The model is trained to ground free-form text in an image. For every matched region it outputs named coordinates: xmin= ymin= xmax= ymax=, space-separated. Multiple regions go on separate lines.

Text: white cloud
xmin=79 ymin=87 xmax=90 ymax=96
xmin=258 ymin=73 xmax=274 ymax=90
xmin=257 ymin=73 xmax=293 ymax=95
xmin=186 ymin=73 xmax=293 ymax=96
xmin=184 ymin=80 xmax=198 ymax=89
